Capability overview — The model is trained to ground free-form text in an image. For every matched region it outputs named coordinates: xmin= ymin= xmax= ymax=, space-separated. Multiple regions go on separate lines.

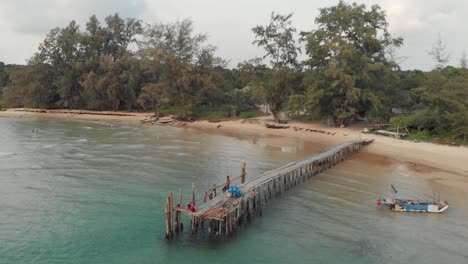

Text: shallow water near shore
xmin=0 ymin=117 xmax=467 ymax=264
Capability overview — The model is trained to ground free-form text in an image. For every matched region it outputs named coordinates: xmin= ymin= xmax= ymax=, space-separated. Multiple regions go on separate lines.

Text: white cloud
xmin=0 ymin=0 xmax=147 ymax=64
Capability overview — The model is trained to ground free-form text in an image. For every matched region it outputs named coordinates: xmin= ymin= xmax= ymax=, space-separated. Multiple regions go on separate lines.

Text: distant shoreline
xmin=1 ymin=108 xmax=467 ymax=192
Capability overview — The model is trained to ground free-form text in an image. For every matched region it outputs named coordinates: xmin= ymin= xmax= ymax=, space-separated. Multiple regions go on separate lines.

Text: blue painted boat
xmin=377 ymin=198 xmax=448 ymax=213
xmin=376 ymin=185 xmax=448 ymax=213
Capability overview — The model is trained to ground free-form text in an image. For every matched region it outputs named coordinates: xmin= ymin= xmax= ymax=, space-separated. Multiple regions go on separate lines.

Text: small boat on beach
xmin=376 ymin=184 xmax=449 ymax=213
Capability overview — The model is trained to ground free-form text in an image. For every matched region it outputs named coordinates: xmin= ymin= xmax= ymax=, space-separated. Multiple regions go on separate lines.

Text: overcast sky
xmin=0 ymin=0 xmax=467 ymax=70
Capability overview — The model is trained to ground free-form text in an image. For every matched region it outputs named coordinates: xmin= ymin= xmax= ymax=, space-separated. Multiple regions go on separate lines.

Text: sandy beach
xmin=1 ymin=108 xmax=467 ymax=192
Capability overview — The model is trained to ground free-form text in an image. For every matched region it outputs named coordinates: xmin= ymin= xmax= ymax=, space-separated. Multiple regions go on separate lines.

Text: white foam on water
xmin=172 ymin=139 xmax=201 ymax=144
xmin=159 ymin=145 xmax=181 ymax=150
xmin=77 ymin=139 xmax=88 ymax=142
xmin=176 ymin=152 xmax=193 ymax=157
xmin=0 ymin=152 xmax=14 ymax=157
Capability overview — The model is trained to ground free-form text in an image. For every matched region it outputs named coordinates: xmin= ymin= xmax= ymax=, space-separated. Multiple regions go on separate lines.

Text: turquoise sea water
xmin=0 ymin=117 xmax=467 ymax=264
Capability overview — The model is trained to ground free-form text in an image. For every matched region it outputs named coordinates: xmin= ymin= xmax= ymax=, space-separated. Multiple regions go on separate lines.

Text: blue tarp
xmin=228 ymin=186 xmax=243 ymax=198
xmin=405 ymin=204 xmax=428 ymax=212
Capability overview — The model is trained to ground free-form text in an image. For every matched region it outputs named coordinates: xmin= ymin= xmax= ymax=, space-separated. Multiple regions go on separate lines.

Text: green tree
xmin=429 ymin=34 xmax=450 ymax=70
xmin=252 ymin=12 xmax=300 ymax=121
xmin=301 ymin=1 xmax=403 ymax=126
xmin=103 ymin=14 xmax=142 ymax=60
xmin=0 ymin=61 xmax=8 ymax=87
xmin=139 ymin=19 xmax=224 ymax=117
xmin=81 ymin=54 xmax=142 ymax=110
xmin=400 ymin=68 xmax=468 ymax=141
xmin=31 ymin=20 xmax=83 ymax=108
xmin=3 ymin=64 xmax=55 ymax=108
xmin=286 ymin=94 xmax=306 ymax=118
xmin=460 ymin=51 xmax=467 ymax=69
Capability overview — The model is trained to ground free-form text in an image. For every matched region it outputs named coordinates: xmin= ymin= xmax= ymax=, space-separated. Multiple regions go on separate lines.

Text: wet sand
xmin=1 ymin=108 xmax=467 ymax=192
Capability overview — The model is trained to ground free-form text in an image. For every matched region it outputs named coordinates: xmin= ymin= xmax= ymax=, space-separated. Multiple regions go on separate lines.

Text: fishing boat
xmin=377 ymin=198 xmax=448 ymax=213
xmin=376 ymin=184 xmax=449 ymax=213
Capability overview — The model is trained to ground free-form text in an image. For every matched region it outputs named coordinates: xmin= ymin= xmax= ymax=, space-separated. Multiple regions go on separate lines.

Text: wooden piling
xmin=165 ymin=192 xmax=174 ymax=239
xmin=225 ymin=175 xmax=231 ymax=191
xmin=191 ymin=183 xmax=195 ymax=205
xmin=241 ymin=162 xmax=246 ymax=184
xmin=165 ymin=194 xmax=170 ymax=238
xmin=211 ymin=184 xmax=217 ymax=199
xmin=169 ymin=192 xmax=174 ymax=237
xmin=228 ymin=210 xmax=233 ymax=237
xmin=175 ymin=188 xmax=182 ymax=232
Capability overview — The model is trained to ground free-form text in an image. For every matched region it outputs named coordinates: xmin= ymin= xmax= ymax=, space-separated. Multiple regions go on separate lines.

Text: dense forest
xmin=0 ymin=1 xmax=467 ymax=142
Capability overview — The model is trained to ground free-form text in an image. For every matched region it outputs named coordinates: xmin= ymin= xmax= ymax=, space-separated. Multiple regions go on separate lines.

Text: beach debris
xmin=362 ymin=128 xmax=369 ymax=133
xmin=375 ymin=130 xmax=407 ymax=139
xmin=209 ymin=119 xmax=222 ymax=123
xmin=265 ymin=123 xmax=289 ymax=129
xmin=158 ymin=116 xmax=175 ymax=124
xmin=217 ymin=125 xmax=222 ymax=128
xmin=432 ymin=139 xmax=460 ymax=147
xmin=140 ymin=117 xmax=159 ymax=124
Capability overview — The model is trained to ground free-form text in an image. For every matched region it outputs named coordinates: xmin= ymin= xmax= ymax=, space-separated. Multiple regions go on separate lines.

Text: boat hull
xmin=377 ymin=199 xmax=448 ymax=213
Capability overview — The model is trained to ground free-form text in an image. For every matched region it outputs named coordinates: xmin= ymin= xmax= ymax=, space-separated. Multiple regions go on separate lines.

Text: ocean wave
xmin=77 ymin=139 xmax=88 ymax=142
xmin=159 ymin=145 xmax=181 ymax=150
xmin=171 ymin=139 xmax=201 ymax=144
xmin=176 ymin=152 xmax=193 ymax=157
xmin=0 ymin=152 xmax=14 ymax=157
xmin=281 ymin=146 xmax=297 ymax=153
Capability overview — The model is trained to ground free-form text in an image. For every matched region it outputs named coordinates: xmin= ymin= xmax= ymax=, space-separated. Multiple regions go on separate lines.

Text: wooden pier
xmin=164 ymin=139 xmax=374 ymax=239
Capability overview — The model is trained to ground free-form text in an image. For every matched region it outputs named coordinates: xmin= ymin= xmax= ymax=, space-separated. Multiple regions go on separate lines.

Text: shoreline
xmin=1 ymin=108 xmax=467 ymax=191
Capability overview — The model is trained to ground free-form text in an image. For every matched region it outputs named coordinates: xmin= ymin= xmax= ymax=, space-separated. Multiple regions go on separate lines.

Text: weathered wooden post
xmin=191 ymin=216 xmax=195 ymax=234
xmin=191 ymin=183 xmax=195 ymax=205
xmin=211 ymin=184 xmax=217 ymax=199
xmin=241 ymin=162 xmax=246 ymax=184
xmin=169 ymin=192 xmax=174 ymax=237
xmin=165 ymin=193 xmax=170 ymax=238
xmin=228 ymin=210 xmax=233 ymax=237
xmin=165 ymin=192 xmax=174 ymax=239
xmin=175 ymin=188 xmax=182 ymax=233
xmin=225 ymin=176 xmax=231 ymax=191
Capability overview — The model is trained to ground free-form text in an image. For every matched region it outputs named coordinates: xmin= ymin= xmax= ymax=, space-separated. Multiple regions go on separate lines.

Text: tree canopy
xmin=301 ymin=1 xmax=403 ymax=125
xmin=252 ymin=12 xmax=300 ymax=121
xmin=1 ymin=2 xmax=467 ymax=142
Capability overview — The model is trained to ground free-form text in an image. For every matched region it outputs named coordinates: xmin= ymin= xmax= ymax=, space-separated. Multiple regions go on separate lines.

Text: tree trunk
xmin=271 ymin=109 xmax=280 ymax=123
